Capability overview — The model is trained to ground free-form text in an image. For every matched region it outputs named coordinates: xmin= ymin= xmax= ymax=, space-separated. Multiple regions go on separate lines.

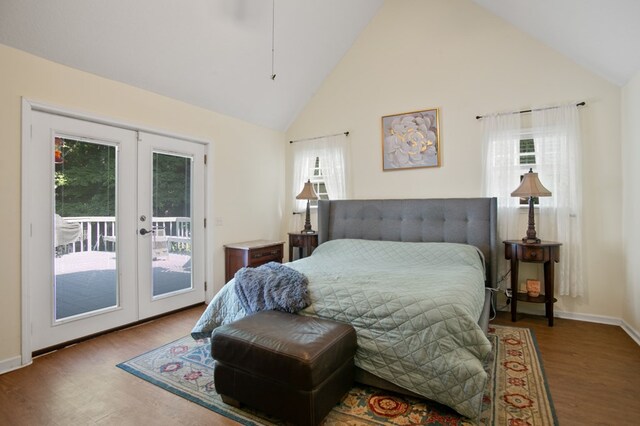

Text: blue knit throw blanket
xmin=233 ymin=262 xmax=310 ymax=315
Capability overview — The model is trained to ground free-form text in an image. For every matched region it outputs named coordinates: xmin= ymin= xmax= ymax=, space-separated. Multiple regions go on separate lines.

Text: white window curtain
xmin=289 ymin=134 xmax=351 ymax=232
xmin=290 ymin=142 xmax=317 ymax=233
xmin=317 ymin=134 xmax=350 ymax=200
xmin=481 ymin=113 xmax=522 ymax=280
xmin=533 ymin=105 xmax=584 ymax=297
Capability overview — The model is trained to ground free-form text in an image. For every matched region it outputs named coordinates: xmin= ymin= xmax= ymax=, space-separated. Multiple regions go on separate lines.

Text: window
xmin=290 ymin=134 xmax=350 ymax=234
xmin=518 ymin=138 xmax=538 ymax=206
xmin=308 ymin=157 xmax=329 ymax=207
xmin=481 ymin=104 xmax=584 ymax=296
xmin=519 ymin=138 xmax=536 ymax=165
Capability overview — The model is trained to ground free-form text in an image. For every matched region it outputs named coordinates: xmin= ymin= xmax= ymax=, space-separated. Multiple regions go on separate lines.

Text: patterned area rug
xmin=117 ymin=325 xmax=557 ymax=425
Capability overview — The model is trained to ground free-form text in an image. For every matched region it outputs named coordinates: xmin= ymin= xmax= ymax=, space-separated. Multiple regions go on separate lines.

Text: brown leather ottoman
xmin=211 ymin=310 xmax=356 ymax=426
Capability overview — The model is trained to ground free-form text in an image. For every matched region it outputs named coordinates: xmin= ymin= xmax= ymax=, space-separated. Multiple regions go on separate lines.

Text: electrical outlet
xmin=505 ymin=288 xmax=512 ymax=298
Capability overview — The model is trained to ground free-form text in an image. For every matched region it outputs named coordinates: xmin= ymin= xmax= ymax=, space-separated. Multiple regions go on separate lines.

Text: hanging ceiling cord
xmin=271 ymin=0 xmax=276 ymax=80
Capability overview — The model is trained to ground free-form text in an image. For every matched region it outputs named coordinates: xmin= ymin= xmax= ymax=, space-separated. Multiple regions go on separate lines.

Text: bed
xmin=192 ymin=197 xmax=497 ymax=419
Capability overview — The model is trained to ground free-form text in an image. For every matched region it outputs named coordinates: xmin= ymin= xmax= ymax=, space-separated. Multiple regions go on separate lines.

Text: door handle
xmin=139 ymin=228 xmax=154 ymax=235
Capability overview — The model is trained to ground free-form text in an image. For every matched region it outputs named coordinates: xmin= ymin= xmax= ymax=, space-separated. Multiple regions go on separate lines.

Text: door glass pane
xmin=151 ymin=152 xmax=193 ymax=297
xmin=54 ymin=138 xmax=118 ymax=320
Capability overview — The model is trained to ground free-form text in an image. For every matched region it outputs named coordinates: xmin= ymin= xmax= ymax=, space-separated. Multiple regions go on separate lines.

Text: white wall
xmin=0 ymin=43 xmax=285 ymax=366
xmin=286 ymin=0 xmax=623 ymax=321
xmin=622 ymin=70 xmax=640 ymax=334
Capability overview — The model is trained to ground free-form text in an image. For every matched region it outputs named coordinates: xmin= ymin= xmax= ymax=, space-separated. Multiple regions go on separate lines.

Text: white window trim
xmin=308 ymin=156 xmax=329 ymax=209
xmin=518 ymin=133 xmax=539 ymax=208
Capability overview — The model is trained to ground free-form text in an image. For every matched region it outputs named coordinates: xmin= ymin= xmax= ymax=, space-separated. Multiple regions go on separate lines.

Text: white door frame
xmin=20 ymin=98 xmax=215 ymax=367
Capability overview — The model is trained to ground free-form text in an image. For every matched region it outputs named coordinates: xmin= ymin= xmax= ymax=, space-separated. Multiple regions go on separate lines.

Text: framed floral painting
xmin=381 ymin=108 xmax=440 ymax=170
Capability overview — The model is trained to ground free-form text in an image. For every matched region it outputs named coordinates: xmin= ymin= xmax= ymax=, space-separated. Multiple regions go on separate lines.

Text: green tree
xmin=152 ymin=153 xmax=192 ymax=217
xmin=55 ymin=139 xmax=191 ymax=218
xmin=55 ymin=139 xmax=116 ymax=216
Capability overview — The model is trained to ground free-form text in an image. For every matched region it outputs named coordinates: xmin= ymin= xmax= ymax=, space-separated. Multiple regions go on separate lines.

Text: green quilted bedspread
xmin=192 ymin=239 xmax=493 ymax=419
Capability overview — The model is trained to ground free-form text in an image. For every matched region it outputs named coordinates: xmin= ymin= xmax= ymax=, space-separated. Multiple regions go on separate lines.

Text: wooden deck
xmin=55 ymin=251 xmax=192 ymax=319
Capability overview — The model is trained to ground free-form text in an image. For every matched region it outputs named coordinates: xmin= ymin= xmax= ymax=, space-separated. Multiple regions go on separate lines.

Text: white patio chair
xmin=54 ymin=214 xmax=82 ymax=255
xmin=152 ymin=228 xmax=169 ymax=260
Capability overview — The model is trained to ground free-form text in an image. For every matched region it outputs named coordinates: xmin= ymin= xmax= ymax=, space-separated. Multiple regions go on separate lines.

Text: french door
xmin=137 ymin=132 xmax=205 ymax=319
xmin=28 ymin=111 xmax=205 ymax=351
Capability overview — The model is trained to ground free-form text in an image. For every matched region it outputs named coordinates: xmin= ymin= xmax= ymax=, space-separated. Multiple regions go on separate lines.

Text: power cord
xmin=489 ymin=268 xmax=512 ymax=320
xmin=496 ymin=268 xmax=511 ymax=288
xmin=486 ymin=287 xmax=500 ymax=321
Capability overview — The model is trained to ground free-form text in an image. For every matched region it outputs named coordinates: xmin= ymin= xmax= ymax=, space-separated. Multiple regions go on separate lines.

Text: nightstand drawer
xmin=224 ymin=240 xmax=285 ymax=283
xmin=518 ymin=245 xmax=547 ymax=262
xmin=249 ymin=246 xmax=283 ymax=265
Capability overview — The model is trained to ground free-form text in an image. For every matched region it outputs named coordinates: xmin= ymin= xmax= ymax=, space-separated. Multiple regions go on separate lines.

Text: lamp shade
xmin=511 ymin=168 xmax=552 ymax=198
xmin=511 ymin=168 xmax=551 ymax=243
xmin=296 ymin=179 xmax=319 ymax=200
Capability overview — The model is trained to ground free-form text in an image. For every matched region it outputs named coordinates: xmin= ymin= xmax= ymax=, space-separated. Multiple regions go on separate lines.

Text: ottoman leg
xmin=220 ymin=394 xmax=242 ymax=408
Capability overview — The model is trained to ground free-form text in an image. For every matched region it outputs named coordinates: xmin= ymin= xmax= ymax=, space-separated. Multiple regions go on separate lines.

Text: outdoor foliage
xmin=152 ymin=152 xmax=192 ymax=218
xmin=55 ymin=139 xmax=191 ymax=217
xmin=55 ymin=139 xmax=116 ymax=216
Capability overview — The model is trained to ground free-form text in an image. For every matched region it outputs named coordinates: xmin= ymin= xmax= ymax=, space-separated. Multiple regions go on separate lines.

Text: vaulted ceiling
xmin=472 ymin=0 xmax=640 ymax=88
xmin=0 ymin=0 xmax=384 ymax=131
xmin=1 ymin=0 xmax=637 ymax=131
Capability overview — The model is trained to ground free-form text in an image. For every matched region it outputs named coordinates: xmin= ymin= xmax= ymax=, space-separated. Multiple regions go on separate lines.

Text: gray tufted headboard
xmin=317 ymin=198 xmax=498 ymax=288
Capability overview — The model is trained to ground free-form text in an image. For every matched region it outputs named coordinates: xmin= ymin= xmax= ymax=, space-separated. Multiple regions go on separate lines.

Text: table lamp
xmin=296 ymin=179 xmax=318 ymax=234
xmin=511 ymin=168 xmax=551 ymax=243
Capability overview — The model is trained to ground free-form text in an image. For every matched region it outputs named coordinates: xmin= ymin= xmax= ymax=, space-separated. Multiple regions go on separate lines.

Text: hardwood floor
xmin=0 ymin=305 xmax=236 ymax=426
xmin=0 ymin=307 xmax=638 ymax=425
xmin=492 ymin=312 xmax=640 ymax=425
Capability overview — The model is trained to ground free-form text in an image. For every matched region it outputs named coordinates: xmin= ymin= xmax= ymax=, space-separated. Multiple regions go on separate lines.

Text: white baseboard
xmin=554 ymin=310 xmax=622 ymax=325
xmin=555 ymin=310 xmax=640 ymax=346
xmin=621 ymin=320 xmax=640 ymax=346
xmin=0 ymin=356 xmax=27 ymax=375
xmin=498 ymin=307 xmax=640 ymax=347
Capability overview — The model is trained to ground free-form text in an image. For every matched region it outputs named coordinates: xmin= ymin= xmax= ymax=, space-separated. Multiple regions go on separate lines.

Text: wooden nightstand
xmin=224 ymin=240 xmax=284 ymax=283
xmin=504 ymin=240 xmax=561 ymax=326
xmin=288 ymin=232 xmax=319 ymax=261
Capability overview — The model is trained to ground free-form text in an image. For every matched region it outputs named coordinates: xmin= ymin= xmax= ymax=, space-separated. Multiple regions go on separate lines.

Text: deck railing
xmin=57 ymin=216 xmax=191 ymax=254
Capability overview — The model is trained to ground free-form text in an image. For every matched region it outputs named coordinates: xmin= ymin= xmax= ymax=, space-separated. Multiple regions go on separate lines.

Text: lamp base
xmin=521 ymin=196 xmax=542 ymax=245
xmin=299 ymin=199 xmax=315 ymax=235
xmin=522 ymin=237 xmax=541 ymax=244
